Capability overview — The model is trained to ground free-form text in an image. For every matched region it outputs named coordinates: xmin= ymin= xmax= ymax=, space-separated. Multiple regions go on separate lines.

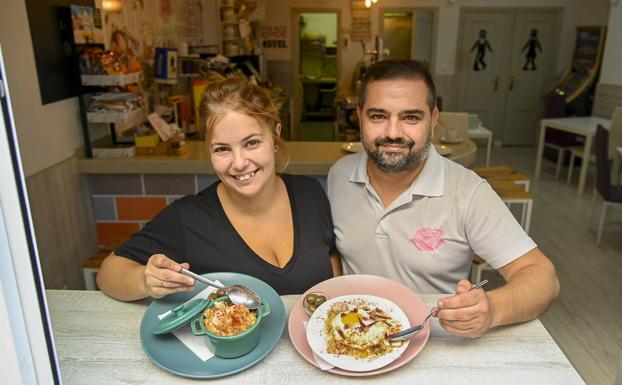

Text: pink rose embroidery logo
xmin=410 ymin=228 xmax=445 ymax=252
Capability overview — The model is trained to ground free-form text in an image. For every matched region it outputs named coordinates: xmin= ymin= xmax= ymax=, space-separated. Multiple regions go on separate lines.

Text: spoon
xmin=388 ymin=280 xmax=488 ymax=341
xmin=180 ymin=268 xmax=261 ymax=310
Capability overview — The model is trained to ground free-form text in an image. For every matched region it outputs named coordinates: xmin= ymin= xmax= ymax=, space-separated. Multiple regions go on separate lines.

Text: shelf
xmin=303 ymin=111 xmax=335 ymax=118
xmin=87 ymin=107 xmax=145 ymax=124
xmin=81 ymin=72 xmax=143 ymax=87
xmin=92 ymin=145 xmax=136 ymax=158
xmin=154 ymin=78 xmax=178 ymax=85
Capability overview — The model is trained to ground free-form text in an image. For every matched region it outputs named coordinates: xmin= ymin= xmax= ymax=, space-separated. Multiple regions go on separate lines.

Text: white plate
xmin=306 ymin=295 xmax=410 ymax=372
xmin=434 ymin=144 xmax=453 ymax=156
xmin=441 ymin=136 xmax=464 ymax=144
xmin=342 ymin=142 xmax=364 ymax=153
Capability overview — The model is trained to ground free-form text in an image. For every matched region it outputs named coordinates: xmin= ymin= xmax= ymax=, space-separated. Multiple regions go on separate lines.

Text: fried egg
xmin=330 ymin=306 xmax=394 ymax=350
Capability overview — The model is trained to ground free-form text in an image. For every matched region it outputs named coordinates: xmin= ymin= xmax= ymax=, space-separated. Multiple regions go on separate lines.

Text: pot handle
xmin=190 ymin=316 xmax=206 ymax=336
xmin=259 ymin=300 xmax=270 ymax=318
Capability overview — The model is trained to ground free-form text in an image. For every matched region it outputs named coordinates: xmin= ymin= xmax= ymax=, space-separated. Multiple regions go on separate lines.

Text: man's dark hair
xmin=358 ymin=59 xmax=436 ymax=112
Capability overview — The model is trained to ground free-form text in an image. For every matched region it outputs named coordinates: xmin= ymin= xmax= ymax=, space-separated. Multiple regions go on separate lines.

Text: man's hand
xmin=142 ymin=254 xmax=195 ymax=299
xmin=435 ymin=279 xmax=493 ymax=338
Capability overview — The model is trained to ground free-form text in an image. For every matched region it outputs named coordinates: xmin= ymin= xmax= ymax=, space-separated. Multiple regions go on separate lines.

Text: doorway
xmin=456 ymin=8 xmax=561 ymax=146
xmin=380 ymin=8 xmax=437 ymax=66
xmin=291 ymin=9 xmax=340 ymax=141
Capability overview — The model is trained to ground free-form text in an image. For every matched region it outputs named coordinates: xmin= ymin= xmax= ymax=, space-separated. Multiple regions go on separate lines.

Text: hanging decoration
xmin=522 ymin=29 xmax=542 ymax=71
xmin=470 ymin=29 xmax=493 ymax=71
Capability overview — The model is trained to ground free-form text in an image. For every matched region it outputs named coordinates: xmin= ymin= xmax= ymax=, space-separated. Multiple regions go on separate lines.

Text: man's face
xmin=358 ymin=78 xmax=438 ymax=173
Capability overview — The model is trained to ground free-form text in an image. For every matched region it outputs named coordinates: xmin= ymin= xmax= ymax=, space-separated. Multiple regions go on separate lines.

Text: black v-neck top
xmin=115 ymin=174 xmax=335 ymax=294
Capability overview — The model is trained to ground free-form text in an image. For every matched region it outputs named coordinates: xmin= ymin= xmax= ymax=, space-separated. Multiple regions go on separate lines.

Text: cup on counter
xmin=468 ymin=113 xmax=481 ymax=129
xmin=443 ymin=127 xmax=459 ymax=142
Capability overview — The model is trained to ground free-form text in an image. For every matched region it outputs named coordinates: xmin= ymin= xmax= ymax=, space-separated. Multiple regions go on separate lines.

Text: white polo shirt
xmin=327 ymin=146 xmax=537 ymax=294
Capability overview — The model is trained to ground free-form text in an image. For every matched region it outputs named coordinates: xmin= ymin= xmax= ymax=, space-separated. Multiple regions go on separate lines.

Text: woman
xmin=97 ymin=73 xmax=340 ymax=300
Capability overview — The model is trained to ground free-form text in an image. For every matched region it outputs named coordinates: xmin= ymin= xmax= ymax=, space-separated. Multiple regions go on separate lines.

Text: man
xmin=327 ymin=59 xmax=559 ymax=338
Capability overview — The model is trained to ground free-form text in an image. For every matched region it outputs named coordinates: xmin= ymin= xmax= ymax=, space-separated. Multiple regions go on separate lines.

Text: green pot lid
xmin=152 ymin=298 xmax=210 ymax=335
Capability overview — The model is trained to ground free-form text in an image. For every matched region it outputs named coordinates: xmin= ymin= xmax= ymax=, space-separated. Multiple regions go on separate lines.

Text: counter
xmin=78 ymin=140 xmax=477 ymax=175
xmin=81 ymin=140 xmax=476 ymax=246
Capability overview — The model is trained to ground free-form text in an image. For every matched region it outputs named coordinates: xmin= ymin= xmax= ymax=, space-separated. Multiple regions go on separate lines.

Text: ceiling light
xmin=102 ymin=0 xmax=123 ymax=13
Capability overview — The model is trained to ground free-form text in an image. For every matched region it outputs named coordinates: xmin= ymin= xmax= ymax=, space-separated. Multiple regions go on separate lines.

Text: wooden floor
xmin=472 ymin=146 xmax=622 ymax=385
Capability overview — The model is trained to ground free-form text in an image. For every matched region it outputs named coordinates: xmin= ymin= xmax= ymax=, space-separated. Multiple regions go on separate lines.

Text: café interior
xmin=1 ymin=0 xmax=621 ymax=384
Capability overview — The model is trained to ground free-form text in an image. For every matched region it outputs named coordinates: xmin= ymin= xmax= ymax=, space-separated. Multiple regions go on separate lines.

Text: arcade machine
xmin=550 ymin=25 xmax=607 ymax=116
xmin=544 ymin=26 xmax=606 ymax=160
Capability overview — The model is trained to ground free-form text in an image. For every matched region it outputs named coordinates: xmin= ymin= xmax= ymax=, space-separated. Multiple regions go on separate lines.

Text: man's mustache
xmin=374 ymin=137 xmax=415 ymax=148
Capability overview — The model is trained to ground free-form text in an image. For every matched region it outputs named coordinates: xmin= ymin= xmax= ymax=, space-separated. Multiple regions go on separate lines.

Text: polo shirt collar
xmin=349 ymin=144 xmax=445 ymax=197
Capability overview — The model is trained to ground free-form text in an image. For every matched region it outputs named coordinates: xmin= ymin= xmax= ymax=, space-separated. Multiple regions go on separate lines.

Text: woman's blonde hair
xmin=199 ymin=72 xmax=289 ymax=172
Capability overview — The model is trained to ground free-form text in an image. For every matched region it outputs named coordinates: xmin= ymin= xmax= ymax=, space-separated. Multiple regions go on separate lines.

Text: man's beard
xmin=363 ymin=126 xmax=432 ymax=173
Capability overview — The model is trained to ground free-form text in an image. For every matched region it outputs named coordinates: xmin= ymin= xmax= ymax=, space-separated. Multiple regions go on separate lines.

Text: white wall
xmin=0 ymin=0 xmax=614 ymax=178
xmin=600 ymin=1 xmax=622 ymax=86
xmin=260 ymin=0 xmax=610 ymax=90
xmin=0 ymin=0 xmax=84 ymax=178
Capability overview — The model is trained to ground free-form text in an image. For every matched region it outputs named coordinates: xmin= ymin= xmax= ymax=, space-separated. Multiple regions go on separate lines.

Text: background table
xmin=46 ymin=290 xmax=585 ymax=385
xmin=535 ymin=117 xmax=611 ymax=195
xmin=614 ymin=147 xmax=622 ymax=184
xmin=468 ymin=126 xmax=493 ymax=166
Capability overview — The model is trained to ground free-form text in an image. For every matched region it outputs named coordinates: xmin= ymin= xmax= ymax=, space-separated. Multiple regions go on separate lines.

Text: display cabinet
xmin=78 ymin=71 xmax=145 ymax=158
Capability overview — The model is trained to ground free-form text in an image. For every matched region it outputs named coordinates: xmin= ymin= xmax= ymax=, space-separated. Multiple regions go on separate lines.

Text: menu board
xmin=350 ymin=0 xmax=371 ymax=41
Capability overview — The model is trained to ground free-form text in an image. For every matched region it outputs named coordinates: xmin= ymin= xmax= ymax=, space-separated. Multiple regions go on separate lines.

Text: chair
xmin=592 ymin=125 xmax=622 ymax=246
xmin=83 ymin=249 xmax=110 ymax=290
xmin=542 ymin=92 xmax=574 ymax=179
xmin=82 ymin=238 xmax=126 ymax=290
xmin=567 ymin=107 xmax=622 ymax=186
xmin=468 ymin=114 xmax=493 ymax=166
xmin=472 ymin=166 xmax=530 ymax=191
xmin=566 ymin=146 xmax=596 ymax=185
xmin=608 ymin=107 xmax=622 ymax=182
xmin=469 ymin=166 xmax=532 ymax=281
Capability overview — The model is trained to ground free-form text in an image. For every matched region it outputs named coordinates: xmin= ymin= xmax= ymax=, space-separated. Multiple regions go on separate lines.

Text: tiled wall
xmin=89 ymin=174 xmax=326 ymax=246
xmin=90 ymin=174 xmax=218 ymax=246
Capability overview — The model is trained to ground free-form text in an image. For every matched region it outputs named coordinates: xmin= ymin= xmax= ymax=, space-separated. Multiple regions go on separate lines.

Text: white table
xmin=46 ymin=290 xmax=585 ymax=385
xmin=468 ymin=126 xmax=493 ymax=166
xmin=535 ymin=117 xmax=611 ymax=195
xmin=614 ymin=147 xmax=622 ymax=184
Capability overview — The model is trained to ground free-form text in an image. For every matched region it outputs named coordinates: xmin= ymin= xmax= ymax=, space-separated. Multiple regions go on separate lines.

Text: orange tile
xmin=96 ymin=223 xmax=140 ymax=247
xmin=116 ymin=197 xmax=167 ymax=220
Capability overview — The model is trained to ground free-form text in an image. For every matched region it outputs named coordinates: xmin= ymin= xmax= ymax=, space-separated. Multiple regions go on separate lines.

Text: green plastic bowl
xmin=191 ymin=297 xmax=271 ymax=358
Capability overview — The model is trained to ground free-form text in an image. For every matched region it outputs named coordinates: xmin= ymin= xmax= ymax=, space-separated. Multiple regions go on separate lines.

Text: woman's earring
xmin=274 ymin=144 xmax=280 ymax=152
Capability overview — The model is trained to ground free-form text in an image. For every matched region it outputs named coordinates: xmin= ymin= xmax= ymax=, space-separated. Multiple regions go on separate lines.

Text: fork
xmin=387 ymin=280 xmax=488 ymax=341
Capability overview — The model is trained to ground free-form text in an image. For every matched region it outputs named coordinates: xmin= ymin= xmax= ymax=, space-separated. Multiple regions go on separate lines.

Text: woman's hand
xmin=143 ymin=254 xmax=195 ymax=299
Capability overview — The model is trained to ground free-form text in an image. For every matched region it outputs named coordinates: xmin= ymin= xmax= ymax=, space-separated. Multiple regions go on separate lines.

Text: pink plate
xmin=288 ymin=274 xmax=431 ymax=376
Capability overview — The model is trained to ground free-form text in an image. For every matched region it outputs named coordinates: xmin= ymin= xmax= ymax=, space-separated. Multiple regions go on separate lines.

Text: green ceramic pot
xmin=191 ymin=297 xmax=271 ymax=358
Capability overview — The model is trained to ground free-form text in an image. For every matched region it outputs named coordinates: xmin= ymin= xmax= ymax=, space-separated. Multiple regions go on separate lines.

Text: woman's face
xmin=209 ymin=110 xmax=278 ymax=199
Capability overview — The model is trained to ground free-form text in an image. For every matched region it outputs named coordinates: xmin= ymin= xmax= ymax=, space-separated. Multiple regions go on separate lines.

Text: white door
xmin=380 ymin=8 xmax=436 ymax=65
xmin=502 ymin=11 xmax=559 ymax=145
xmin=456 ymin=12 xmax=512 ymax=138
xmin=413 ymin=10 xmax=434 ymax=63
xmin=457 ymin=9 xmax=560 ymax=145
